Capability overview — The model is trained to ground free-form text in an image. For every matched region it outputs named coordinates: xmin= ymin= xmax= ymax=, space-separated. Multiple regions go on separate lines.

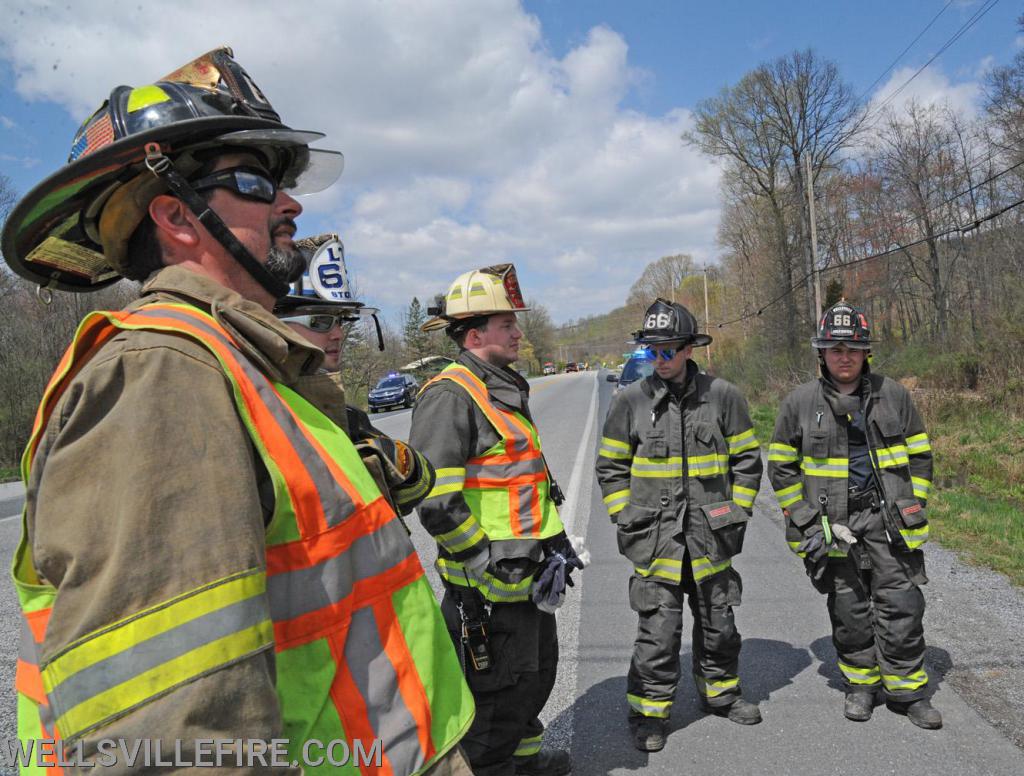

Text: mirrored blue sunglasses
xmin=643 ymin=346 xmax=678 ymax=361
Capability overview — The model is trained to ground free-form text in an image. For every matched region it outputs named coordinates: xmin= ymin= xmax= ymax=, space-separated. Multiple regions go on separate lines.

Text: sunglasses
xmin=643 ymin=346 xmax=679 ymax=361
xmin=280 ymin=314 xmax=346 ymax=333
xmin=191 ymin=167 xmax=279 ymax=203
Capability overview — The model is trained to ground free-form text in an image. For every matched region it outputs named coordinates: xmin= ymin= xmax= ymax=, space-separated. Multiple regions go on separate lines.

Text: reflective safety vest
xmin=421 ymin=364 xmax=563 ymax=601
xmin=13 ymin=303 xmax=473 ymax=775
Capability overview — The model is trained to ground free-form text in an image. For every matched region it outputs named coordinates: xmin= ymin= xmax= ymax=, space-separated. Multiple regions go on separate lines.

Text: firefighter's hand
xmin=832 ymin=524 xmax=857 ymax=545
xmin=797 ymin=529 xmax=829 ymax=569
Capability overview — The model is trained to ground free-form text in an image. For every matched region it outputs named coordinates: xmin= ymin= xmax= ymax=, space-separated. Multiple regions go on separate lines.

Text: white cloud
xmin=870 ymin=62 xmax=983 ymax=120
xmin=0 ymin=115 xmax=14 ymax=129
xmin=0 ymin=153 xmax=39 ymax=168
xmin=0 ymin=0 xmax=721 ymax=322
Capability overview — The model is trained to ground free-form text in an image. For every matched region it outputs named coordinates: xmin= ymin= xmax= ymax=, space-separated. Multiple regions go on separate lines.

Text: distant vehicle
xmin=616 ymin=350 xmax=655 ymax=392
xmin=564 ymin=362 xmax=578 ymax=373
xmin=543 ymin=362 xmax=556 ymax=375
xmin=368 ymin=373 xmax=419 ymax=412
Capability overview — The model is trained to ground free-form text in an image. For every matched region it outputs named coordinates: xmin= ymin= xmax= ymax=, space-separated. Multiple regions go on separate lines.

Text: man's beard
xmin=265 ymin=244 xmax=306 ymax=285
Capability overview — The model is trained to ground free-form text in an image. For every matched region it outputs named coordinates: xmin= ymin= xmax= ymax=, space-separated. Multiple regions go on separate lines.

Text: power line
xmin=856 ymin=0 xmax=955 ymax=105
xmin=870 ymin=0 xmax=1000 ymax=117
xmin=713 ymin=192 xmax=1024 ymax=328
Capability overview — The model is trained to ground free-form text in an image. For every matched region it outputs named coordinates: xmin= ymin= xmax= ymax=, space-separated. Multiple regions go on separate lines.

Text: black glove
xmin=797 ymin=528 xmax=830 ymax=589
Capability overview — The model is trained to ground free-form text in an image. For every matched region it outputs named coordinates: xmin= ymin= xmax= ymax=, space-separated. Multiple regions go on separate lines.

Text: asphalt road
xmin=1 ymin=369 xmax=1023 ymax=775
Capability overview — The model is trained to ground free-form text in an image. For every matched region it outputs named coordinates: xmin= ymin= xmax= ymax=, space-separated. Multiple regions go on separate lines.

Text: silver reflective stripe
xmin=46 ymin=595 xmax=269 ymax=723
xmin=631 ymin=461 xmax=683 ymax=474
xmin=131 ymin=308 xmax=356 ymax=526
xmin=19 ymin=617 xmax=37 ymax=665
xmin=465 ymin=455 xmax=544 ymax=481
xmin=344 ymin=608 xmax=425 ymax=774
xmin=268 ymin=519 xmax=414 ymax=622
xmin=516 ymin=484 xmax=538 ymax=535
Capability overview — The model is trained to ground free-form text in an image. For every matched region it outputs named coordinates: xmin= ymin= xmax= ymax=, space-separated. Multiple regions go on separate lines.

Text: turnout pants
xmin=824 ymin=505 xmax=929 ymax=702
xmin=442 ymin=594 xmax=558 ymax=775
xmin=626 ymin=557 xmax=743 ymax=719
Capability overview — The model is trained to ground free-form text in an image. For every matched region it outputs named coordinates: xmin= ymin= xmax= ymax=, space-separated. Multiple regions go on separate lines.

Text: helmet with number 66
xmin=634 ymin=298 xmax=712 ymax=347
xmin=811 ymin=301 xmax=875 ymax=350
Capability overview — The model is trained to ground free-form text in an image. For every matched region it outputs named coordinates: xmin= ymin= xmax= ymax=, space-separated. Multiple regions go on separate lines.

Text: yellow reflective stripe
xmin=788 ymin=540 xmax=805 ymax=557
xmin=732 ymin=484 xmax=756 ymax=509
xmin=695 ymin=674 xmax=739 ymax=697
xmin=691 ymin=556 xmax=731 ymax=582
xmin=627 ymin=693 xmax=671 ymax=718
xmin=436 ymin=515 xmax=487 ymax=554
xmin=727 ymin=428 xmax=759 ymax=455
xmin=604 ymin=488 xmax=630 ymax=516
xmin=874 ymin=445 xmax=910 ymax=468
xmin=900 ymin=525 xmax=929 ymax=549
xmin=838 ymin=662 xmax=881 ymax=685
xmin=634 ymin=558 xmax=683 ymax=583
xmin=687 ymin=453 xmax=728 ymax=476
xmin=801 ymin=457 xmax=848 ymax=478
xmin=44 ymin=570 xmax=271 ymax=739
xmin=599 ymin=436 xmax=632 ymax=459
xmin=906 ymin=433 xmax=931 ymax=454
xmin=427 ymin=466 xmax=466 ymax=498
xmin=631 ymin=457 xmax=683 ymax=478
xmin=514 ymin=735 xmax=543 ymax=757
xmin=126 ymin=84 xmax=170 ymax=113
xmin=774 ymin=482 xmax=804 ymax=508
xmin=44 ymin=570 xmax=264 ymax=687
xmin=882 ymin=669 xmax=928 ymax=692
xmin=437 ymin=558 xmax=533 ymax=602
xmin=912 ymin=476 xmax=932 ymax=500
xmin=768 ymin=442 xmax=798 ymax=462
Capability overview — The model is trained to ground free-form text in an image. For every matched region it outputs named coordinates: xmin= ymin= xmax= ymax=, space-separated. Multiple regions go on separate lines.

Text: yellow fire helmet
xmin=422 ymin=263 xmax=530 ymax=332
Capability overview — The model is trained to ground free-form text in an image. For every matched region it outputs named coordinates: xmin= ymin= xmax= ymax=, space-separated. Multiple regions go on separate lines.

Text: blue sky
xmin=0 ymin=1 xmax=1017 ymax=325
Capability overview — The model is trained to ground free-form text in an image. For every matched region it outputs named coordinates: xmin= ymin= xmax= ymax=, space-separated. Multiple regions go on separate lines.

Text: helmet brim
xmin=812 ymin=337 xmax=873 ymax=350
xmin=421 ymin=307 xmax=530 ymax=334
xmin=274 ymin=294 xmax=376 ymax=319
xmin=636 ymin=332 xmax=713 ymax=348
xmin=2 ymin=116 xmax=340 ymax=292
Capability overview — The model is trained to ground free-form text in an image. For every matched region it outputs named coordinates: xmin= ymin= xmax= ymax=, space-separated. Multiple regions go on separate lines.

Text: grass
xmin=750 ymin=402 xmax=777 ymax=450
xmin=0 ymin=466 xmax=19 ymax=483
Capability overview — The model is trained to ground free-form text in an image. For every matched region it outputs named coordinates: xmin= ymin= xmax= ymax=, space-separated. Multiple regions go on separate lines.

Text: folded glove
xmin=355 ymin=436 xmax=434 ymax=515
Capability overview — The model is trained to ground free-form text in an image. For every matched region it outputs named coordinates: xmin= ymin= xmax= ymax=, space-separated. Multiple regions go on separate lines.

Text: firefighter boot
xmin=891 ymin=698 xmax=943 ymax=730
xmin=513 ymin=749 xmax=572 ymax=775
xmin=844 ymin=692 xmax=875 ymax=722
xmin=631 ymin=718 xmax=667 ymax=752
xmin=701 ymin=698 xmax=762 ymax=725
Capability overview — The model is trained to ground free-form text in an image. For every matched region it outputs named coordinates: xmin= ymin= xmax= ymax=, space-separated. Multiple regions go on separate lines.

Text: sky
xmin=0 ymin=0 xmax=1017 ymax=326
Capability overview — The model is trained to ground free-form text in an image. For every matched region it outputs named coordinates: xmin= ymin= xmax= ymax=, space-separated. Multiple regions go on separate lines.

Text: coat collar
xmin=457 ymin=349 xmax=530 ymax=412
xmin=138 ymin=266 xmax=322 ymax=384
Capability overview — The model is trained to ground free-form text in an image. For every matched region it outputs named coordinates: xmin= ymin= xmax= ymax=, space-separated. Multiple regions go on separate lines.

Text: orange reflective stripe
xmin=25 ymin=316 xmax=120 ymax=468
xmin=265 ymin=497 xmax=396 ymax=574
xmin=16 ymin=659 xmax=46 ymax=703
xmin=374 ymin=598 xmax=436 ymax=765
xmin=430 ymin=368 xmax=516 ymax=440
xmin=118 ymin=308 xmax=336 ymax=537
xmin=271 ymin=554 xmax=425 ymax=650
xmin=465 ymin=470 xmax=546 ymax=489
xmin=25 ymin=607 xmax=51 ymax=642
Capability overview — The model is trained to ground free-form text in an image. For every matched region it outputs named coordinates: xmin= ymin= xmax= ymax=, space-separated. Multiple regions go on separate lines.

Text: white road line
xmin=1 ymin=514 xmax=21 ymax=523
xmin=543 ymin=372 xmax=600 ymax=753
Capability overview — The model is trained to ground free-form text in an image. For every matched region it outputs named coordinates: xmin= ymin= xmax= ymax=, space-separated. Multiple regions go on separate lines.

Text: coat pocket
xmin=700 ymin=500 xmax=749 ymax=561
xmin=616 ymin=503 xmax=661 ymax=566
xmin=892 ymin=497 xmax=929 ymax=550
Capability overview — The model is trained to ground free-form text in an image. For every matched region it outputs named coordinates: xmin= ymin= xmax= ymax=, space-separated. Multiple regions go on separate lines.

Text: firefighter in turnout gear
xmin=410 ymin=264 xmax=582 ymax=776
xmin=768 ymin=301 xmax=941 ymax=729
xmin=4 ymin=48 xmax=474 ymax=774
xmin=275 ymin=233 xmax=433 ymax=519
xmin=595 ymin=299 xmax=764 ymax=752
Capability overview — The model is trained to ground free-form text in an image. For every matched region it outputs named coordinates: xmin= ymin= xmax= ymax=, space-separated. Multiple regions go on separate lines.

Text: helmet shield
xmin=811 ymin=302 xmax=875 ymax=350
xmin=1 ymin=47 xmax=343 ymax=292
xmin=635 ymin=298 xmax=712 ymax=347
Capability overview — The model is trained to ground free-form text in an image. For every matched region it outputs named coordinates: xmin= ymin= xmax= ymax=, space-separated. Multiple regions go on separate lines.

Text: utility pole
xmin=703 ymin=265 xmax=712 ymax=370
xmin=805 ymin=153 xmax=823 ymax=318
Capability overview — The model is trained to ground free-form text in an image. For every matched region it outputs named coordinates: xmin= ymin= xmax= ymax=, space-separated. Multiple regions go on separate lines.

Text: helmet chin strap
xmin=144 ymin=143 xmax=289 ymax=300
